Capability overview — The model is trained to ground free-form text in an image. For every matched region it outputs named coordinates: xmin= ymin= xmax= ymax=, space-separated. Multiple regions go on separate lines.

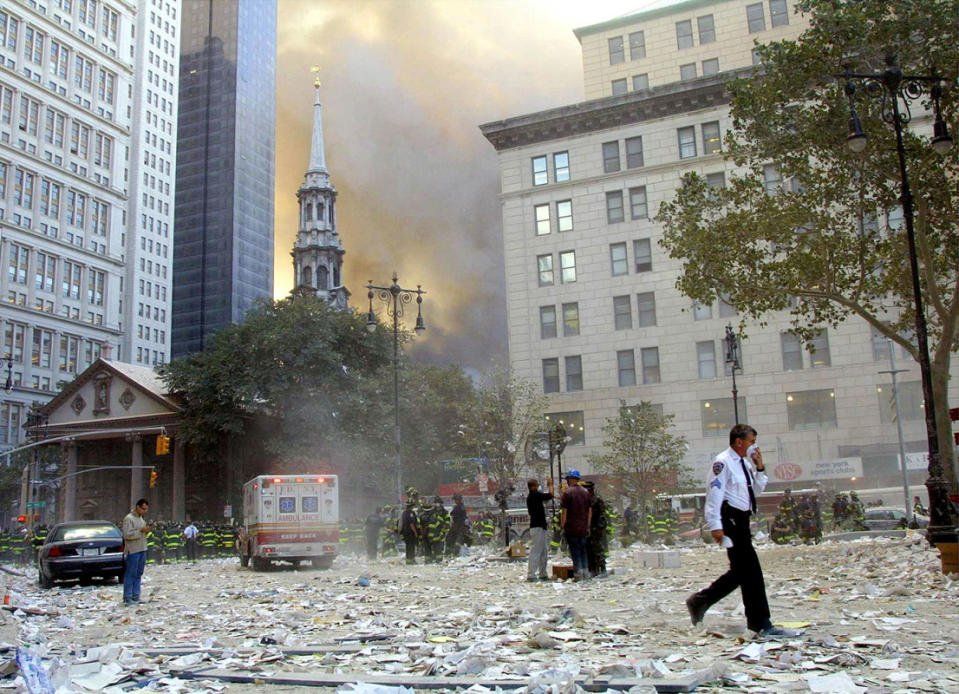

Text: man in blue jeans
xmin=121 ymin=498 xmax=150 ymax=605
xmin=560 ymin=470 xmax=591 ymax=581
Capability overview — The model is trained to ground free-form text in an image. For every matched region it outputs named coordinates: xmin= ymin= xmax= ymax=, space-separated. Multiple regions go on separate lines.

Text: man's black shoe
xmin=686 ymin=594 xmax=707 ymax=626
xmin=757 ymin=625 xmax=801 ymax=639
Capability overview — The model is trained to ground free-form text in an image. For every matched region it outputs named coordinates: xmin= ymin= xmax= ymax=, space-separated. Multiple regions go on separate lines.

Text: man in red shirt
xmin=560 ymin=470 xmax=591 ymax=581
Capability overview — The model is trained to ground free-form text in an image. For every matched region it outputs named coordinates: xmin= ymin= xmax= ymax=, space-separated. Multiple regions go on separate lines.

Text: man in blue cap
xmin=560 ymin=469 xmax=591 ymax=581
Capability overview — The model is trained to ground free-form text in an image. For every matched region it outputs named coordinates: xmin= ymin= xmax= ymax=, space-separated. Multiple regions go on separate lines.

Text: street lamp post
xmin=723 ymin=324 xmax=741 ymax=424
xmin=3 ymin=353 xmax=13 ymax=391
xmin=839 ymin=57 xmax=955 ymax=555
xmin=365 ymin=274 xmax=426 ymax=502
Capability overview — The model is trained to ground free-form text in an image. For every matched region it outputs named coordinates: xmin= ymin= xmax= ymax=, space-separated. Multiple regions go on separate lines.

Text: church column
xmin=130 ymin=434 xmax=144 ymax=507
xmin=172 ymin=436 xmax=185 ymax=521
xmin=62 ymin=441 xmax=77 ymax=522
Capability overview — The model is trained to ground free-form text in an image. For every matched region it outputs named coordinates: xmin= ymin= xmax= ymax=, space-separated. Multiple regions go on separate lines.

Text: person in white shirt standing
xmin=182 ymin=521 xmax=199 ymax=562
xmin=685 ymin=424 xmax=796 ymax=638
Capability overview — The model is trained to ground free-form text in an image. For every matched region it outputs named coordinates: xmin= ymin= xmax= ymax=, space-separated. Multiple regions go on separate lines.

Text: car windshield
xmin=53 ymin=525 xmax=121 ymax=542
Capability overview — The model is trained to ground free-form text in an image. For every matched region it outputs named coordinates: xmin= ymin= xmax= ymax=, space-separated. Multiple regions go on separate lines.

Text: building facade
xmin=122 ymin=0 xmax=180 ymax=368
xmin=171 ymin=0 xmax=276 ymax=358
xmin=1 ymin=0 xmax=145 ymax=454
xmin=291 ymin=78 xmax=348 ymax=308
xmin=482 ymin=0 xmax=959 ymax=490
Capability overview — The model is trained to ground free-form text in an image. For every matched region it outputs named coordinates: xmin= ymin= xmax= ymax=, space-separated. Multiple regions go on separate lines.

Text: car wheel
xmin=38 ymin=570 xmax=53 ymax=589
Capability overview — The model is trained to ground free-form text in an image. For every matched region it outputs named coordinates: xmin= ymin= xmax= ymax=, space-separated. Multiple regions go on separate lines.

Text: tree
xmin=454 ymin=364 xmax=549 ymax=491
xmin=587 ymin=402 xmax=692 ymax=512
xmin=656 ymin=0 xmax=958 ymax=491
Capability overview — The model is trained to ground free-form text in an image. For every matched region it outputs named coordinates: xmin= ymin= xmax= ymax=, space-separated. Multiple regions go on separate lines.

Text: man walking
xmin=364 ymin=507 xmax=384 ymax=560
xmin=685 ymin=424 xmax=796 ymax=638
xmin=399 ymin=501 xmax=420 ymax=565
xmin=560 ymin=470 xmax=591 ymax=581
xmin=121 ymin=498 xmax=150 ymax=605
xmin=525 ymin=477 xmax=554 ymax=581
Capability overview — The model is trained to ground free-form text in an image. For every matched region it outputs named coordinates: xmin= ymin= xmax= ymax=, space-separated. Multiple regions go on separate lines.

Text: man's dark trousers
xmin=689 ymin=502 xmax=770 ymax=632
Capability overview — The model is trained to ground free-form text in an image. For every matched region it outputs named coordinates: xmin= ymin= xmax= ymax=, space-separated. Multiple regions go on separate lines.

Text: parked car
xmin=37 ymin=521 xmax=125 ymax=589
xmin=861 ymin=507 xmax=930 ymax=531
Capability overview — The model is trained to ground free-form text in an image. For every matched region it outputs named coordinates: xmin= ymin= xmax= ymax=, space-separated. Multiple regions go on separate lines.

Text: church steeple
xmin=292 ymin=68 xmax=349 ymax=308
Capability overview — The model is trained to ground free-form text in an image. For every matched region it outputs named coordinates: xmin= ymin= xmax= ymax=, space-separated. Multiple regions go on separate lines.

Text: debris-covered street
xmin=2 ymin=533 xmax=958 ymax=693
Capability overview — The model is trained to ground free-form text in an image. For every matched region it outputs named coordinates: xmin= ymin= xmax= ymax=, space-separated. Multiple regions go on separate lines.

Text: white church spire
xmin=308 ymin=67 xmax=328 ymax=176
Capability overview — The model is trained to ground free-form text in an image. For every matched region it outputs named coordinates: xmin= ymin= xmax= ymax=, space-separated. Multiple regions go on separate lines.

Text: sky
xmin=273 ymin=0 xmax=665 ymax=372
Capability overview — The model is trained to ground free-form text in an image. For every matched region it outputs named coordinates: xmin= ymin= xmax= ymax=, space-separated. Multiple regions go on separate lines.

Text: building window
xmin=637 ymin=292 xmax=656 ymax=327
xmin=693 ymin=301 xmax=712 ymax=321
xmin=808 ymin=330 xmax=831 ymax=368
xmin=544 ymin=411 xmax=586 ymax=445
xmin=562 ymin=302 xmax=580 ymax=336
xmin=877 ymin=380 xmax=924 ymax=424
xmin=0 ymin=402 xmax=24 ymax=446
xmin=871 ymin=324 xmax=892 ymax=361
xmin=701 ymin=398 xmax=747 ymax=437
xmin=608 ymin=36 xmax=625 ymax=64
xmin=543 ymin=358 xmax=560 ymax=394
xmin=625 ymin=136 xmax=644 ymax=168
xmin=617 ymin=349 xmax=636 ymax=386
xmin=763 ymin=164 xmax=782 ymax=195
xmin=610 ymin=242 xmax=628 ymax=276
xmin=535 ymin=203 xmax=551 ymax=236
xmin=697 ymin=341 xmax=717 ymax=379
xmin=628 ymin=186 xmax=648 ymax=220
xmin=702 ymin=121 xmax=721 ymax=154
xmin=698 ymin=14 xmax=716 ymax=43
xmin=560 ymin=251 xmax=576 ymax=283
xmin=702 ymin=58 xmax=719 ymax=77
xmin=680 ymin=63 xmax=697 ymax=81
xmin=556 ymin=200 xmax=573 ymax=232
xmin=532 ymin=155 xmax=548 ymax=186
xmin=613 ymin=295 xmax=632 ymax=330
xmin=634 ymin=238 xmax=652 ymax=272
xmin=540 ymin=306 xmax=557 ymax=339
xmin=629 ymin=31 xmax=645 ymax=60
xmin=537 ymin=254 xmax=553 ymax=286
xmin=612 ymin=79 xmax=628 ymax=96
xmin=602 ymin=141 xmax=620 ymax=172
xmin=565 ymin=356 xmax=583 ymax=392
xmin=678 ymin=126 xmax=697 ymax=158
xmin=769 ymin=0 xmax=789 ymax=27
xmin=606 ymin=191 xmax=624 ymax=223
xmin=641 ymin=347 xmax=660 ymax=384
xmin=718 ymin=294 xmax=737 ymax=318
xmin=32 ymin=328 xmax=53 ymax=368
xmin=632 ymin=73 xmax=649 ymax=91
xmin=781 ymin=332 xmax=803 ymax=370
xmin=553 ymin=151 xmax=570 ymax=182
xmin=706 ymin=172 xmax=726 ymax=190
xmin=786 ymin=389 xmax=837 ymax=430
xmin=676 ymin=20 xmax=694 ymax=49
xmin=747 ymin=3 xmax=766 ymax=32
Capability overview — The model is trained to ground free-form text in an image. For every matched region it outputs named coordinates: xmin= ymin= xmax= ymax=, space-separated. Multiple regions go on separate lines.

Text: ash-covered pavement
xmin=2 ymin=533 xmax=958 ymax=693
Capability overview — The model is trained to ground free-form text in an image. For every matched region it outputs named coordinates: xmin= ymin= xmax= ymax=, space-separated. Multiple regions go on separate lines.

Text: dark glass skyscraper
xmin=172 ymin=0 xmax=276 ymax=358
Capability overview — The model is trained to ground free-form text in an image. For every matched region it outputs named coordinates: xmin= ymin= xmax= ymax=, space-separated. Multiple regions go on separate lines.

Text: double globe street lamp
xmin=838 ymin=56 xmax=955 ymax=559
xmin=366 ymin=274 xmax=426 ymax=502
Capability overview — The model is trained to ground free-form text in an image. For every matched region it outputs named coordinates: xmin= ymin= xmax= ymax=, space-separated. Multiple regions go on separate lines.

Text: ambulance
xmin=238 ymin=474 xmax=339 ymax=570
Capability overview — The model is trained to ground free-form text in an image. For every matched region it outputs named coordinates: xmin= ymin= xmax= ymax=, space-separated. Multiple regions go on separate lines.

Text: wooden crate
xmin=551 ymin=564 xmax=574 ymax=580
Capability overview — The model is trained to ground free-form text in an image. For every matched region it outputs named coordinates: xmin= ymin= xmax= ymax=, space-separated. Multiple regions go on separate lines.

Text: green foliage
xmin=587 ymin=401 xmax=692 ymax=511
xmin=454 ymin=363 xmax=550 ymax=488
xmin=656 ymin=0 xmax=958 ymax=484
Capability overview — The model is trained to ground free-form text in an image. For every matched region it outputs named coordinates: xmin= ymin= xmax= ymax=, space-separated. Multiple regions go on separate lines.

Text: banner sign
xmin=903 ymin=452 xmax=929 ymax=471
xmin=769 ymin=457 xmax=863 ymax=482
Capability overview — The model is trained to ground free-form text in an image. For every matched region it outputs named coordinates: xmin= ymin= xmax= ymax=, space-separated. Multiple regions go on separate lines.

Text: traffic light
xmin=155 ymin=434 xmax=170 ymax=455
xmin=149 ymin=470 xmax=158 ymax=488
xmin=16 ymin=515 xmax=26 ymax=523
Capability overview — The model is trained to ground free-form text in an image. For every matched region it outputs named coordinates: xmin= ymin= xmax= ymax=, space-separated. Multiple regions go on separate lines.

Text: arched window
xmin=333 ymin=265 xmax=340 ymax=288
xmin=317 ymin=265 xmax=329 ymax=290
xmin=317 ymin=202 xmax=325 ymax=223
xmin=305 ymin=202 xmax=312 ymax=222
xmin=302 ymin=265 xmax=313 ymax=287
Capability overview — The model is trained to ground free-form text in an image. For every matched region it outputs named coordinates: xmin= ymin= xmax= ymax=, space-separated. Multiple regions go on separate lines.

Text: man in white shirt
xmin=686 ymin=424 xmax=795 ymax=638
xmin=182 ymin=521 xmax=199 ymax=562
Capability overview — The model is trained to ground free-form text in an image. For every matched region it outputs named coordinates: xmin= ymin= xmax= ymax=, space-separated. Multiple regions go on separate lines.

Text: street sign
xmin=25 ymin=502 xmax=47 ymax=509
xmin=223 ymin=505 xmax=232 ymax=519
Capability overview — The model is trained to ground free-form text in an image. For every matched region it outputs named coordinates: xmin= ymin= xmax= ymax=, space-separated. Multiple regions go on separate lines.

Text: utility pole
xmin=879 ymin=337 xmax=912 ymax=525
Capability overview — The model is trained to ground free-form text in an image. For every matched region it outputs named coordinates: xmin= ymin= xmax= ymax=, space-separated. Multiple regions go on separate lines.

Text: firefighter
xmin=219 ymin=524 xmax=236 ymax=558
xmin=145 ymin=524 xmax=159 ymax=564
xmin=418 ymin=501 xmax=436 ymax=562
xmin=476 ymin=512 xmax=495 ymax=545
xmin=380 ymin=506 xmax=399 ymax=556
xmin=771 ymin=511 xmax=795 ymax=544
xmin=31 ymin=524 xmax=48 ymax=562
xmin=163 ymin=522 xmax=182 ymax=563
xmin=199 ymin=523 xmax=217 ymax=558
xmin=429 ymin=496 xmax=449 ymax=562
xmin=848 ymin=491 xmax=866 ymax=530
xmin=648 ymin=503 xmax=674 ymax=545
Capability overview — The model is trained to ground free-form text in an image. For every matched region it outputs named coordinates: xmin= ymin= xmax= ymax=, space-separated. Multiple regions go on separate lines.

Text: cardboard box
xmin=637 ymin=550 xmax=681 ymax=569
xmin=508 ymin=543 xmax=528 ymax=558
xmin=552 ymin=564 xmax=574 ymax=580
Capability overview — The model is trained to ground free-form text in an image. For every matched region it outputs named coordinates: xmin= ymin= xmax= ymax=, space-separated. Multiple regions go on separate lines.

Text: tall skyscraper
xmin=172 ymin=0 xmax=276 ymax=358
xmin=1 ymin=0 xmax=179 ymax=453
xmin=292 ymin=77 xmax=348 ymax=308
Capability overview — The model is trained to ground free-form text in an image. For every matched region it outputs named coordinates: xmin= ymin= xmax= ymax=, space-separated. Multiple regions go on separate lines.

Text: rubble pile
xmin=0 ymin=533 xmax=956 ymax=692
